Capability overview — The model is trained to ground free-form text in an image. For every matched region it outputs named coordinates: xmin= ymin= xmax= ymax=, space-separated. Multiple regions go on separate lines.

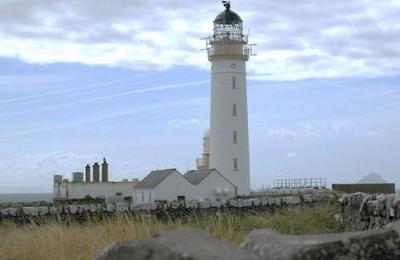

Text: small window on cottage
xmin=141 ymin=191 xmax=144 ymax=202
xmin=149 ymin=191 xmax=152 ymax=202
xmin=234 ymin=158 xmax=238 ymax=171
xmin=232 ymin=76 xmax=237 ymax=89
xmin=233 ymin=103 xmax=237 ymax=116
xmin=233 ymin=131 xmax=238 ymax=144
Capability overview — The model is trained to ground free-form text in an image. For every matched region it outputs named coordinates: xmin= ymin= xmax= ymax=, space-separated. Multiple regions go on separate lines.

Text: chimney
xmin=93 ymin=162 xmax=100 ymax=182
xmin=101 ymin=158 xmax=109 ymax=182
xmin=85 ymin=164 xmax=91 ymax=182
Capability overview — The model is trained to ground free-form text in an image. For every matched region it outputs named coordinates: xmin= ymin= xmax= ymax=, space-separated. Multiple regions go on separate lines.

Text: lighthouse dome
xmin=214 ymin=8 xmax=242 ymax=25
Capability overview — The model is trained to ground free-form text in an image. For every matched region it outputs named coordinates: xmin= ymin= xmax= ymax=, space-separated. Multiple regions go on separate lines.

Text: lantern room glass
xmin=213 ymin=22 xmax=245 ymax=42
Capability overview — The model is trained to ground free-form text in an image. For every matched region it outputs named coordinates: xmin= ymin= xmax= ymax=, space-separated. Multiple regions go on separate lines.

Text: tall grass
xmin=0 ymin=202 xmax=343 ymax=260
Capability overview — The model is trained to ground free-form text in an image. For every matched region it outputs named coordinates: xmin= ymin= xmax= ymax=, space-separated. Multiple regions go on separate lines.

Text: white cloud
xmin=303 ymin=124 xmax=321 ymax=138
xmin=364 ymin=131 xmax=381 ymax=137
xmin=0 ymin=0 xmax=399 ymax=80
xmin=286 ymin=152 xmax=297 ymax=158
xmin=267 ymin=128 xmax=296 ymax=140
xmin=168 ymin=118 xmax=200 ymax=128
xmin=0 ymin=97 xmax=207 ymax=138
xmin=0 ymin=151 xmax=96 ymax=192
xmin=331 ymin=119 xmax=354 ymax=132
xmin=0 ymin=151 xmax=153 ymax=193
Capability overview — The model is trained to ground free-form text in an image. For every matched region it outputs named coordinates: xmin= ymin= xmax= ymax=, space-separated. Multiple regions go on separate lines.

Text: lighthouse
xmin=205 ymin=1 xmax=252 ymax=195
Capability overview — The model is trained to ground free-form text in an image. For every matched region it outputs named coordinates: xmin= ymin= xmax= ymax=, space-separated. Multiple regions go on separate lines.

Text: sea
xmin=0 ymin=193 xmax=53 ymax=203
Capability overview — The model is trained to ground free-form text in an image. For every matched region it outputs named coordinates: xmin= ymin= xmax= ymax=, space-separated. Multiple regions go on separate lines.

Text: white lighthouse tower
xmin=205 ymin=1 xmax=253 ymax=195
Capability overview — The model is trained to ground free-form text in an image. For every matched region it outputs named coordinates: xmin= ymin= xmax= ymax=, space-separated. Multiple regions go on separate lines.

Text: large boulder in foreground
xmin=96 ymin=228 xmax=260 ymax=260
xmin=96 ymin=240 xmax=188 ymax=260
xmin=240 ymin=221 xmax=400 ymax=260
xmin=97 ymin=222 xmax=400 ymax=260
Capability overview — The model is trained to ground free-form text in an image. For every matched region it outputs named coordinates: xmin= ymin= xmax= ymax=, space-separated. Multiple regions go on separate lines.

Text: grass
xmin=0 ymin=202 xmax=343 ymax=260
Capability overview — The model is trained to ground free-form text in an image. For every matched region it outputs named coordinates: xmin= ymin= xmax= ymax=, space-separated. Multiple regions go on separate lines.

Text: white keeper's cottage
xmin=133 ymin=169 xmax=236 ymax=204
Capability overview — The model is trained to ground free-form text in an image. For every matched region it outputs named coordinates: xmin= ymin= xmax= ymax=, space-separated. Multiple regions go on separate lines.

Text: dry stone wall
xmin=0 ymin=190 xmax=333 ymax=223
xmin=338 ymin=192 xmax=400 ymax=231
xmin=96 ymin=222 xmax=400 ymax=260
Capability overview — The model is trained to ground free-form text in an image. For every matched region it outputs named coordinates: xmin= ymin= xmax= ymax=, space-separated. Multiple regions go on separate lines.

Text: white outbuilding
xmin=184 ymin=169 xmax=236 ymax=201
xmin=134 ymin=169 xmax=190 ymax=204
xmin=133 ymin=168 xmax=236 ymax=204
xmin=53 ymin=181 xmax=135 ymax=201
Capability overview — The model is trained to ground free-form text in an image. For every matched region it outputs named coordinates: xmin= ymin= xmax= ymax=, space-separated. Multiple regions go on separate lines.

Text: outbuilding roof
xmin=135 ymin=169 xmax=177 ymax=189
xmin=184 ymin=169 xmax=215 ymax=185
xmin=184 ymin=169 xmax=235 ymax=187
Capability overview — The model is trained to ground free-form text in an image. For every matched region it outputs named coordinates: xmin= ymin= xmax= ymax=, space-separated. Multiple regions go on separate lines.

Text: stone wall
xmin=0 ymin=190 xmax=334 ymax=223
xmin=338 ymin=192 xmax=400 ymax=231
xmin=96 ymin=221 xmax=400 ymax=260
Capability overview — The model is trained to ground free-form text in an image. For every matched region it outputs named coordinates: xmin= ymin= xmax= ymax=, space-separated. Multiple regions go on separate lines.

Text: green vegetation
xmin=0 ymin=202 xmax=343 ymax=260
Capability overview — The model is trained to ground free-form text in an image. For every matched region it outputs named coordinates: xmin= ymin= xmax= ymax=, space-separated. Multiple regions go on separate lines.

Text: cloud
xmin=0 ymin=151 xmax=97 ymax=192
xmin=267 ymin=128 xmax=296 ymax=140
xmin=0 ymin=97 xmax=207 ymax=138
xmin=356 ymin=131 xmax=382 ymax=137
xmin=168 ymin=118 xmax=200 ymax=128
xmin=331 ymin=119 xmax=354 ymax=132
xmin=0 ymin=0 xmax=399 ymax=80
xmin=286 ymin=152 xmax=297 ymax=158
xmin=0 ymin=73 xmax=155 ymax=106
xmin=364 ymin=131 xmax=381 ymax=137
xmin=0 ymin=151 xmax=152 ymax=192
xmin=0 ymin=80 xmax=208 ymax=118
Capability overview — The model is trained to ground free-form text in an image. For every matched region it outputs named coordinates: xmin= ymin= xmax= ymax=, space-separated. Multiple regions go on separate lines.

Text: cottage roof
xmin=135 ymin=169 xmax=177 ymax=189
xmin=184 ymin=169 xmax=215 ymax=185
xmin=184 ymin=169 xmax=235 ymax=187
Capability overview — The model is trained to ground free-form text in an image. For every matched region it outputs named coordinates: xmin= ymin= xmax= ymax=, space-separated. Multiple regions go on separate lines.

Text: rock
xmin=284 ymin=196 xmax=301 ymax=205
xmin=240 ymin=221 xmax=400 ymax=260
xmin=105 ymin=204 xmax=115 ymax=213
xmin=96 ymin=228 xmax=260 ymax=260
xmin=261 ymin=199 xmax=269 ymax=206
xmin=22 ymin=207 xmax=38 ymax=216
xmin=115 ymin=203 xmax=129 ymax=212
xmin=339 ymin=193 xmax=400 ymax=231
xmin=152 ymin=228 xmax=260 ymax=260
xmin=199 ymin=201 xmax=211 ymax=209
xmin=96 ymin=240 xmax=189 ymax=260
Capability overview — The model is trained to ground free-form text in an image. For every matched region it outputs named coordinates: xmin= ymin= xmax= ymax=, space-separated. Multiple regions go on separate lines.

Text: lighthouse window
xmin=234 ymin=158 xmax=238 ymax=171
xmin=232 ymin=76 xmax=237 ymax=89
xmin=233 ymin=103 xmax=237 ymax=116
xmin=233 ymin=131 xmax=238 ymax=144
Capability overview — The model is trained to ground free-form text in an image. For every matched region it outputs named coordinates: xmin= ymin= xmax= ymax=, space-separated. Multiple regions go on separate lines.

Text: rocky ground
xmin=97 ymin=221 xmax=400 ymax=260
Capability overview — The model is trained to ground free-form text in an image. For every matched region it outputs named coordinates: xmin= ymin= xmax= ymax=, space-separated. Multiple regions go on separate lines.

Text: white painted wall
xmin=55 ymin=182 xmax=135 ymax=200
xmin=134 ymin=171 xmax=192 ymax=203
xmin=190 ymin=170 xmax=236 ymax=201
xmin=133 ymin=170 xmax=235 ymax=204
xmin=209 ymin=57 xmax=250 ymax=195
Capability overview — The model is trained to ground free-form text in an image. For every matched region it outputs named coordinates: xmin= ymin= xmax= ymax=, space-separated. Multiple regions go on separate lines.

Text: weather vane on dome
xmin=222 ymin=0 xmax=231 ymax=10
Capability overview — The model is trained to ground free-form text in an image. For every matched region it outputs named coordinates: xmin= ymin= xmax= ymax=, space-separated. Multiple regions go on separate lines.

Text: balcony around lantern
xmin=206 ymin=40 xmax=252 ymax=61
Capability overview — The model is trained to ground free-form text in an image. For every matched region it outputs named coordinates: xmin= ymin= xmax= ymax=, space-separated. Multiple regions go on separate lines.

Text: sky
xmin=0 ymin=0 xmax=399 ymax=193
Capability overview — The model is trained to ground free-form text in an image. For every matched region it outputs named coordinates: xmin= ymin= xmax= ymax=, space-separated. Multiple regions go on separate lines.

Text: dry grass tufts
xmin=0 ymin=202 xmax=343 ymax=260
